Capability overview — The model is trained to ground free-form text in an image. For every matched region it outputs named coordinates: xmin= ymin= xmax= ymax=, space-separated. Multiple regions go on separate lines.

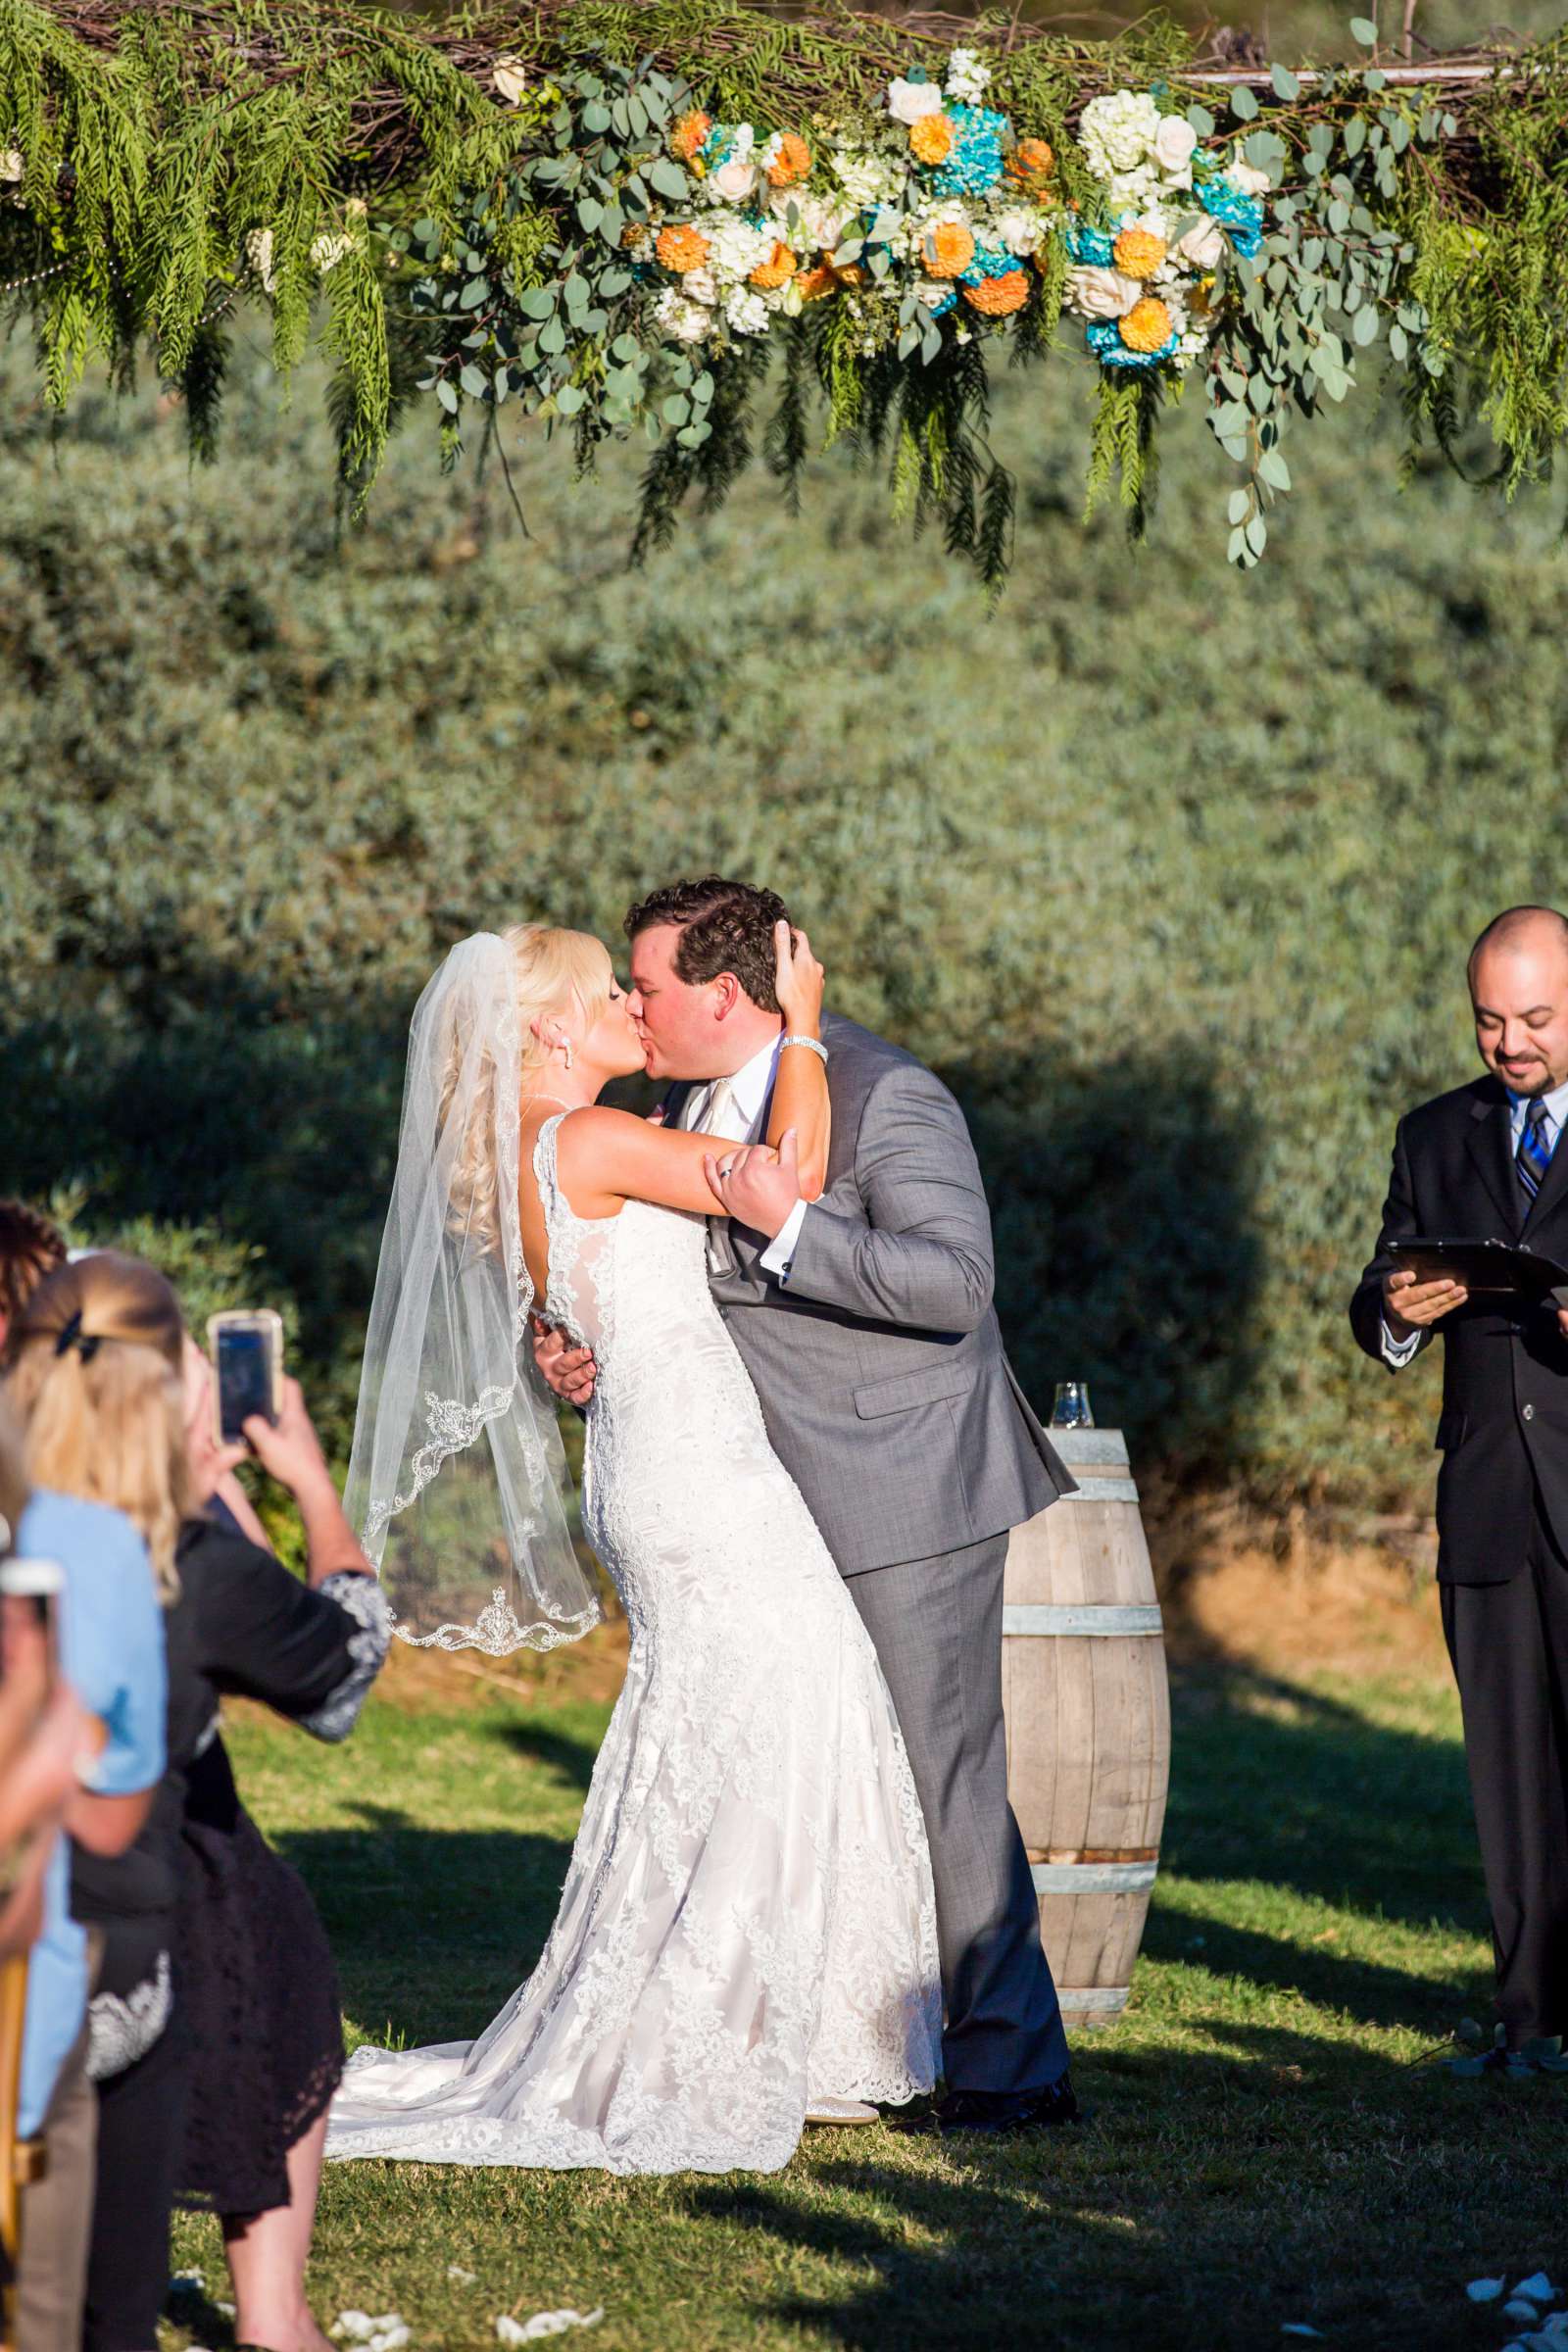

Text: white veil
xmin=344 ymin=934 xmax=601 ymax=1654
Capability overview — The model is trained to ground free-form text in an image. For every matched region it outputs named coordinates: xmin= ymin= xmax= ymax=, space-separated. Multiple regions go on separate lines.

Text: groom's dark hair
xmin=624 ymin=876 xmax=791 ymax=1014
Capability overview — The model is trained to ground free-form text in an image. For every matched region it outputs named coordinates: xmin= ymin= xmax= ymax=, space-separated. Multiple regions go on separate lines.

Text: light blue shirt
xmin=1382 ymin=1077 xmax=1568 ymax=1366
xmin=17 ymin=1491 xmax=166 ymax=2135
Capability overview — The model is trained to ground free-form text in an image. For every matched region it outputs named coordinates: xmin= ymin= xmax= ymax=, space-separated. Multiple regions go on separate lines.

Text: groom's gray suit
xmin=672 ymin=1009 xmax=1075 ymax=2094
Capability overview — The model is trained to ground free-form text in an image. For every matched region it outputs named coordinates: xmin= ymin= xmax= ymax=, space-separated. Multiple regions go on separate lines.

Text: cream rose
xmin=1152 ymin=116 xmax=1198 ymax=177
xmin=1175 ymin=215 xmax=1226 ymax=270
xmin=710 ymin=157 xmax=759 ymax=204
xmin=887 ymin=76 xmax=946 ymax=125
xmin=1064 ymin=265 xmax=1143 ymax=321
xmin=490 ymin=57 xmax=528 ymax=106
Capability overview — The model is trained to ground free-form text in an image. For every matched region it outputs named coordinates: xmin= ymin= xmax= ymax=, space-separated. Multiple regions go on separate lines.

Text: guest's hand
xmin=1383 ymin=1268 xmax=1468 ymax=1337
xmin=241 ymin=1377 xmax=336 ymax=1502
xmin=707 ymin=1130 xmax=800 ymax=1238
xmin=182 ymin=1337 xmax=249 ymax=1506
xmin=531 ymin=1315 xmax=597 ymax=1406
xmin=773 ymin=920 xmax=824 ymax=1036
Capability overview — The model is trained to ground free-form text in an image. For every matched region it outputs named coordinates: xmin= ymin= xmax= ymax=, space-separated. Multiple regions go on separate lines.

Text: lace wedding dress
xmin=327 ymin=1113 xmax=941 ymax=2175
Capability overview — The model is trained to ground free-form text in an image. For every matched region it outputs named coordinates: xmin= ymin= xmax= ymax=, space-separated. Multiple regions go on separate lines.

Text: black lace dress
xmin=74 ymin=1513 xmax=390 ymax=2350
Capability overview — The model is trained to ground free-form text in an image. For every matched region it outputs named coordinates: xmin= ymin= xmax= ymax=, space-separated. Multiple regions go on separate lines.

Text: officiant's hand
xmin=1383 ymin=1267 xmax=1468 ymax=1338
xmin=532 ymin=1314 xmax=597 ymax=1406
xmin=707 ymin=1130 xmax=801 ymax=1238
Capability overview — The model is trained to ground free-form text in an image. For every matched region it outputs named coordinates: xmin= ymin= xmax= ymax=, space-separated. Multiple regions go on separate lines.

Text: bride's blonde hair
xmin=3 ymin=1251 xmax=190 ymax=1601
xmin=441 ymin=924 xmax=614 ymax=1253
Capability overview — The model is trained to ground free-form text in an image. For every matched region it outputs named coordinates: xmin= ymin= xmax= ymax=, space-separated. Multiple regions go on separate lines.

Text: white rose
xmin=710 ymin=157 xmax=759 ymax=204
xmin=785 ymin=192 xmax=850 ymax=250
xmin=1152 ymin=116 xmax=1198 ymax=176
xmin=1227 ymin=157 xmax=1273 ymax=197
xmin=490 ymin=57 xmax=528 ymax=107
xmin=1078 ymin=90 xmax=1161 ymax=178
xmin=1063 ymin=265 xmax=1143 ymax=321
xmin=914 ymin=277 xmax=953 ymax=310
xmin=1175 ymin=215 xmax=1225 ymax=270
xmin=0 ymin=147 xmax=23 ymax=184
xmin=683 ymin=267 xmax=717 ymax=307
xmin=887 ymin=77 xmax=946 ymax=124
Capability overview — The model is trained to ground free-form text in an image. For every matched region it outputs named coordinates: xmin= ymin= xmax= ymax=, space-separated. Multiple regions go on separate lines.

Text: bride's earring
xmin=561 ymin=1037 xmax=575 ymax=1070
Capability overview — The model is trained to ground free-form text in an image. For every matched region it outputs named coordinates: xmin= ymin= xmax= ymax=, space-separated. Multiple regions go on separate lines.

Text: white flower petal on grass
xmin=495 ymin=2314 xmax=605 ymax=2344
xmin=449 ymin=2267 xmax=478 ymax=2284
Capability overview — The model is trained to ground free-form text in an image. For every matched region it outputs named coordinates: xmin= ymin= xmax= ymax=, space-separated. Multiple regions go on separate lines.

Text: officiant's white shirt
xmin=679 ymin=1033 xmax=808 ymax=1281
xmin=1380 ymin=1073 xmax=1568 ymax=1364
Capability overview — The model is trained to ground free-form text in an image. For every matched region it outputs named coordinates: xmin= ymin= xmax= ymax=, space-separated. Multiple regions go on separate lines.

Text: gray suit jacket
xmin=672 ymin=1011 xmax=1075 ymax=1575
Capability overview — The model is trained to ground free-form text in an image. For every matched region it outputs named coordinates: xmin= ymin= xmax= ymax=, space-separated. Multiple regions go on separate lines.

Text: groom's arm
xmin=771 ymin=1063 xmax=995 ymax=1334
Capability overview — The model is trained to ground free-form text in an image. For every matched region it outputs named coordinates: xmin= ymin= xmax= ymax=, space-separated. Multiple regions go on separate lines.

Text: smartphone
xmin=208 ymin=1309 xmax=284 ymax=1446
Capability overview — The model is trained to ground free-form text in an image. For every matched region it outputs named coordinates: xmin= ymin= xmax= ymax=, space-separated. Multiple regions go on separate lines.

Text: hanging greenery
xmin=2 ymin=1 xmax=1566 ymax=583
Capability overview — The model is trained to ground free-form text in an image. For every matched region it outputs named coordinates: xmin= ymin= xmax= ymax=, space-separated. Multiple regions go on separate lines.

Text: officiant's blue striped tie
xmin=1517 ymin=1097 xmax=1555 ymax=1203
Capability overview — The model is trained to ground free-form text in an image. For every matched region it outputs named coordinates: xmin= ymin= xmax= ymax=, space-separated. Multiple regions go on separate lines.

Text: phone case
xmin=207 ymin=1310 xmax=285 ymax=1445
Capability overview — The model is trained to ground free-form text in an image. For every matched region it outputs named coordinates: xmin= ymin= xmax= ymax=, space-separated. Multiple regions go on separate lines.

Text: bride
xmin=327 ymin=919 xmax=940 ymax=2175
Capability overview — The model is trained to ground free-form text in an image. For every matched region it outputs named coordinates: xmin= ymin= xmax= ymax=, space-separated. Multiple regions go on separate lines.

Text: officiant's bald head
xmin=1469 ymin=906 xmax=1568 ymax=1098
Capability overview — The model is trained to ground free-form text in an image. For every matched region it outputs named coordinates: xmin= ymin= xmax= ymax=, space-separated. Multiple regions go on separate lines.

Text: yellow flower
xmin=766 ymin=131 xmax=811 ymax=187
xmin=920 ymin=220 xmax=975 ymax=279
xmin=1112 ymin=225 xmax=1167 ymax=281
xmin=750 ymin=240 xmax=799 ymax=291
xmin=1006 ymin=137 xmax=1054 ymax=186
xmin=909 ymin=114 xmax=956 ymax=166
xmin=962 ymin=269 xmax=1031 ymax=318
xmin=656 ymin=223 xmax=711 ymax=274
xmin=1118 ymin=296 xmax=1173 ymax=352
xmin=672 ymin=111 xmax=712 ymax=161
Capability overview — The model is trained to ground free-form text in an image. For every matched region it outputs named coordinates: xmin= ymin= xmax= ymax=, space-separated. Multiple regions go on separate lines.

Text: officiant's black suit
xmin=1350 ymin=1073 xmax=1568 ymax=2044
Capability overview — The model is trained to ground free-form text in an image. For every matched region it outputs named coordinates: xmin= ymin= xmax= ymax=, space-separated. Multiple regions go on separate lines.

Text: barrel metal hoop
xmin=1056 ymin=1478 xmax=1142 ymax=1504
xmin=1003 ymin=1603 xmax=1163 ymax=1638
xmin=1031 ymin=1860 xmax=1158 ymax=1894
xmin=1055 ymin=1984 xmax=1131 ymax=2012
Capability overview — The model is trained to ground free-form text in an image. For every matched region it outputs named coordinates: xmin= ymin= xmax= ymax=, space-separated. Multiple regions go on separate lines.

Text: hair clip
xmin=54 ymin=1309 xmax=102 ymax=1365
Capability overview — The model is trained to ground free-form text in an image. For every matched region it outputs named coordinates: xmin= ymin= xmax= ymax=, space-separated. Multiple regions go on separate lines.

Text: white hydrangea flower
xmin=993 ymin=205 xmax=1045 ymax=257
xmin=944 ymin=47 xmax=991 ymax=104
xmin=831 ymin=149 xmax=900 ymax=212
xmin=244 ymin=226 xmax=277 ymax=293
xmin=704 ymin=211 xmax=774 ymax=281
xmin=654 ymin=284 xmax=713 ymax=342
xmin=886 ymin=77 xmax=946 ymax=124
xmin=682 ymin=266 xmax=717 ymax=307
xmin=1079 ymin=90 xmax=1163 ymax=179
xmin=1104 ymin=164 xmax=1161 ymax=213
xmin=724 ymin=285 xmax=771 ymax=335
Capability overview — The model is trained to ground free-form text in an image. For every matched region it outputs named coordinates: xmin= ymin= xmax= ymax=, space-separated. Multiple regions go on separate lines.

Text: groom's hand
xmin=706 ymin=1131 xmax=801 ymax=1238
xmin=531 ymin=1315 xmax=597 ymax=1406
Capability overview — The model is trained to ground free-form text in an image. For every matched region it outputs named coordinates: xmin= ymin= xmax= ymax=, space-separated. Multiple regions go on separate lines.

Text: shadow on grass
xmin=492 ymin=1717 xmax=604 ymax=1793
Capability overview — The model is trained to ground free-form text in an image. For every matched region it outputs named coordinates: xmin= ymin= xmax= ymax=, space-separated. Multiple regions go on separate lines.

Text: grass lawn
xmin=166 ymin=1627 xmax=1564 ymax=2352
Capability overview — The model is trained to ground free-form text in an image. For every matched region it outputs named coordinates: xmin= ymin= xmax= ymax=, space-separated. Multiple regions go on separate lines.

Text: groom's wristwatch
xmin=780 ymin=1035 xmax=828 ymax=1063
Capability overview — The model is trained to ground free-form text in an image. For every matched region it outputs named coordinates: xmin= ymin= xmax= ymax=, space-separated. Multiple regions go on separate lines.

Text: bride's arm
xmin=762 ymin=922 xmax=828 ymax=1200
xmin=556 ymin=1107 xmax=776 ymax=1219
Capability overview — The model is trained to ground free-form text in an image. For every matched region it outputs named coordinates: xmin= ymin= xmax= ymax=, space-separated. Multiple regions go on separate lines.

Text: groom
xmin=536 ymin=875 xmax=1079 ymax=2135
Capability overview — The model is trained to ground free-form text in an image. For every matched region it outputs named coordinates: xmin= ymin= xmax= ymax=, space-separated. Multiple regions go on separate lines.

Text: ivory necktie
xmin=686 ymin=1079 xmax=748 ymax=1268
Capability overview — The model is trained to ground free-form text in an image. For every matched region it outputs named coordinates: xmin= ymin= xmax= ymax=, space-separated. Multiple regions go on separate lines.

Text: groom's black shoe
xmin=936 ymin=2076 xmax=1082 ymax=2138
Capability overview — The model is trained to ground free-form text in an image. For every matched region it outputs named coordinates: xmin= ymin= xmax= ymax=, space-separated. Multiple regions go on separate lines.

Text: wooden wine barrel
xmin=1003 ymin=1428 xmax=1170 ymax=2028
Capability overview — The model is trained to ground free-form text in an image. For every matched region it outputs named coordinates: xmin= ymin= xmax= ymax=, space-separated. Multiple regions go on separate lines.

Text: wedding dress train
xmin=326 ymin=1113 xmax=941 ymax=2175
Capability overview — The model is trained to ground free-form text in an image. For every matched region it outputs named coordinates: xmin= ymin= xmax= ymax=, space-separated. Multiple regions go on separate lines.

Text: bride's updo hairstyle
xmin=3 ymin=1250 xmax=190 ymax=1601
xmin=440 ymin=924 xmax=614 ymax=1253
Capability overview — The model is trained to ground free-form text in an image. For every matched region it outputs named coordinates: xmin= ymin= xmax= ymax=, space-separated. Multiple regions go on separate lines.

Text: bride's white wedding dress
xmin=327 ymin=1113 xmax=940 ymax=2175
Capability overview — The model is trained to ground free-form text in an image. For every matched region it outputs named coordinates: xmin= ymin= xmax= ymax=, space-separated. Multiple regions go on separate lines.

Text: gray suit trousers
xmin=848 ymin=1532 xmax=1070 ymax=2096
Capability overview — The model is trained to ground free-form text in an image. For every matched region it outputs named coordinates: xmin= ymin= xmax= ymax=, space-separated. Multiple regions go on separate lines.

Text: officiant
xmin=1349 ymin=904 xmax=1568 ymax=2063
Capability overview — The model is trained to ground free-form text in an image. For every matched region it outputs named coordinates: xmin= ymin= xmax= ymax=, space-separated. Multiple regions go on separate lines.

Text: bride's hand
xmin=773 ymin=919 xmax=823 ymax=1036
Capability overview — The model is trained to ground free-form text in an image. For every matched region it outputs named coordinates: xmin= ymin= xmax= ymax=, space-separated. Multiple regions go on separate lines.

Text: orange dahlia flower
xmin=1006 ymin=136 xmax=1055 ymax=185
xmin=909 ymin=114 xmax=955 ymax=166
xmin=1112 ymin=225 xmax=1167 ymax=280
xmin=921 ymin=220 xmax=975 ymax=279
xmin=766 ymin=131 xmax=811 ymax=187
xmin=1119 ymin=295 xmax=1173 ymax=352
xmin=962 ymin=269 xmax=1030 ymax=317
xmin=672 ymin=111 xmax=712 ymax=161
xmin=656 ymin=223 xmax=711 ymax=274
xmin=750 ymin=240 xmax=799 ymax=290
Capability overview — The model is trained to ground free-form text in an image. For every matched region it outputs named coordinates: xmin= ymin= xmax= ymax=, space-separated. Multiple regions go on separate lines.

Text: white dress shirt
xmin=1381 ymin=1075 xmax=1568 ymax=1364
xmin=679 ymin=1033 xmax=808 ymax=1280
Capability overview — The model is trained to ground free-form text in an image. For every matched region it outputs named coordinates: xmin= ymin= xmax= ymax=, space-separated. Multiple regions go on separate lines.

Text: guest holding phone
xmin=4 ymin=1251 xmax=390 ymax=2352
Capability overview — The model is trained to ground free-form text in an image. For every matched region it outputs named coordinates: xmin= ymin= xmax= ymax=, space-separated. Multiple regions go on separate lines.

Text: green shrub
xmin=2 ymin=328 xmax=1566 ymax=1523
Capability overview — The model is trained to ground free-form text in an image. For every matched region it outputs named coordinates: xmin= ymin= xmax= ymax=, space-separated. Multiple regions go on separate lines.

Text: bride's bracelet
xmin=780 ymin=1035 xmax=828 ymax=1063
